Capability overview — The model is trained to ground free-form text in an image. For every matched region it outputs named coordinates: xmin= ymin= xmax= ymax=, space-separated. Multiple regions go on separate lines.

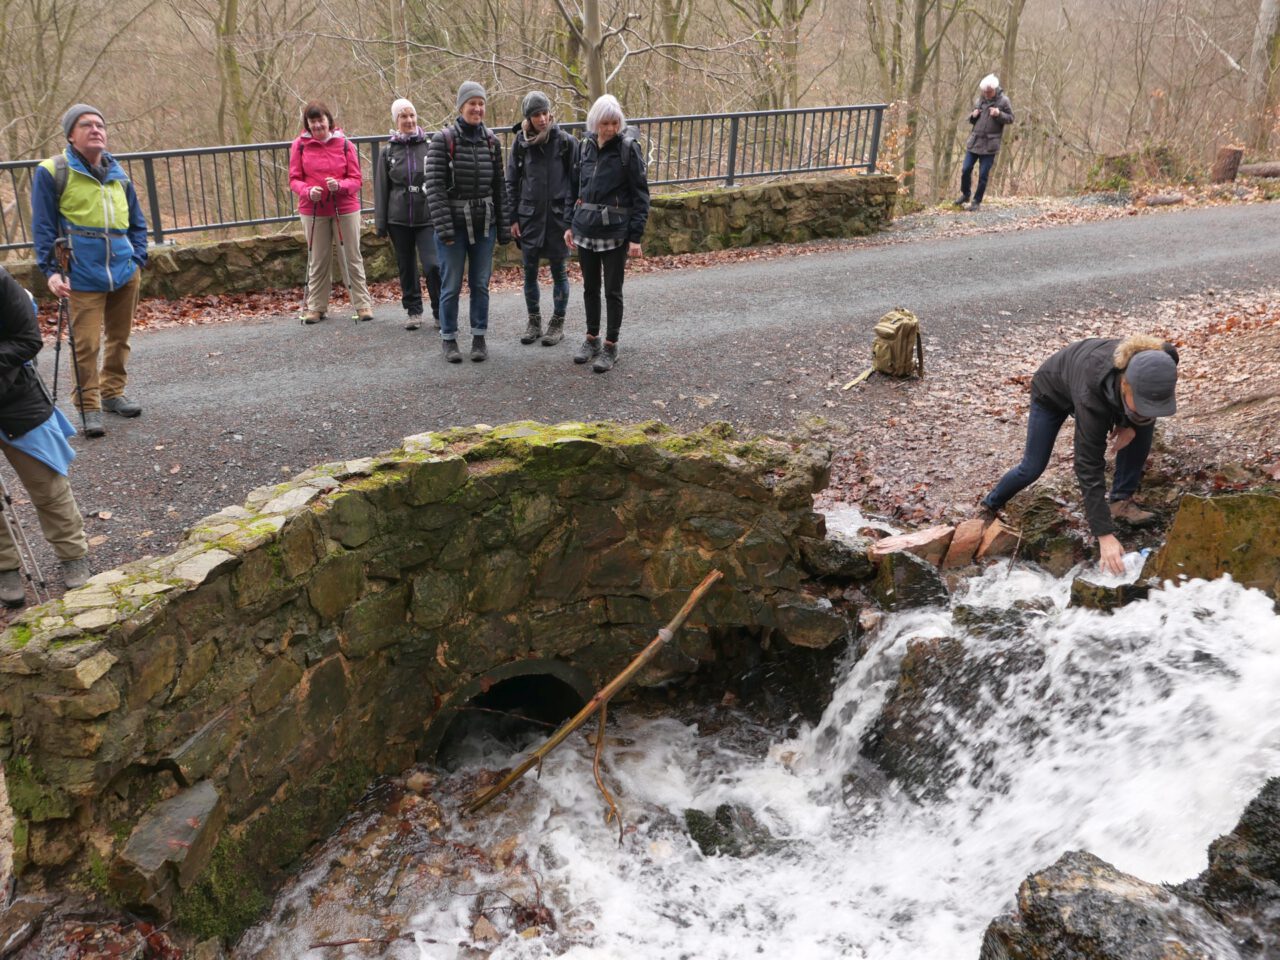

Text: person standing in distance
xmin=425 ymin=81 xmax=511 ymax=363
xmin=978 ymin=335 xmax=1179 ymax=576
xmin=953 ymin=74 xmax=1013 ymax=212
xmin=31 ymin=104 xmax=149 ymax=438
xmin=506 ymin=91 xmax=576 ymax=348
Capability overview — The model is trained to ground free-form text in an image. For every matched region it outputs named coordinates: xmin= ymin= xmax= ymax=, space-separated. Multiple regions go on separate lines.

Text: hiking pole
xmin=51 ymin=239 xmax=87 ymax=432
xmin=329 ymin=189 xmax=357 ymax=320
xmin=0 ymin=466 xmax=50 ymax=606
xmin=300 ymin=208 xmax=319 ymax=325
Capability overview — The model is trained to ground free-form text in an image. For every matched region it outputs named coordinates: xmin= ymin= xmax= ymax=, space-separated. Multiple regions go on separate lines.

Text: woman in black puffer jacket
xmin=563 ymin=94 xmax=650 ymax=374
xmin=375 ymin=98 xmax=440 ymax=331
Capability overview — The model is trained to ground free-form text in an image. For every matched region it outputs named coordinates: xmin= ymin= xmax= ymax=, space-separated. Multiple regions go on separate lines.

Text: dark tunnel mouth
xmin=423 ymin=660 xmax=595 ymax=771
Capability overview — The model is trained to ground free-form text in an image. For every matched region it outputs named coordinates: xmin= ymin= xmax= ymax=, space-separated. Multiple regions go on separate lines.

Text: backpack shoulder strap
xmin=53 ymin=153 xmax=69 ymax=201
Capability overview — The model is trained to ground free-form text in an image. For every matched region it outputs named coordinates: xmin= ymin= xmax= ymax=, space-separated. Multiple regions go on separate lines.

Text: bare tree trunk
xmin=1246 ymin=0 xmax=1280 ymax=154
xmin=583 ymin=0 xmax=607 ymax=99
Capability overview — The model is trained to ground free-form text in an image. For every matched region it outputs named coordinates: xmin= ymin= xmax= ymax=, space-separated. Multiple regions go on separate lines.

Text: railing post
xmin=141 ymin=156 xmax=165 ymax=245
xmin=868 ymin=106 xmax=883 ymax=175
xmin=725 ymin=115 xmax=740 ymax=188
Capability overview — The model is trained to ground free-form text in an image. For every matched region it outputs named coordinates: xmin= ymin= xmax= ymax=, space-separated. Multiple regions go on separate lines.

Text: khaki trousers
xmin=0 ymin=444 xmax=87 ymax=570
xmin=302 ymin=211 xmax=372 ymax=312
xmin=68 ymin=271 xmax=141 ymax=412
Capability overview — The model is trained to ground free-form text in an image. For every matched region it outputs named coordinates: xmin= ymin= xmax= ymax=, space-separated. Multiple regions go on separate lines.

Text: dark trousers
xmin=960 ymin=151 xmax=997 ymax=204
xmin=578 ymin=244 xmax=628 ymax=342
xmin=387 ymin=222 xmax=440 ymax=318
xmin=982 ymin=400 xmax=1155 ymax=510
xmin=522 ymin=247 xmax=570 ymax=318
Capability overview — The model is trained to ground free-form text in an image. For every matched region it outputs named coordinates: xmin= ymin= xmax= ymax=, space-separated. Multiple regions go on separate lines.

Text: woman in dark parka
xmin=374 ymin=98 xmax=441 ymax=331
xmin=563 ymin=94 xmax=650 ymax=374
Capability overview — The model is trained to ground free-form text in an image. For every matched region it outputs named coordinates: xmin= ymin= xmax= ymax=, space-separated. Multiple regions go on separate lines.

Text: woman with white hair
xmin=375 ymin=97 xmax=440 ymax=330
xmin=952 ymin=73 xmax=1013 ymax=211
xmin=563 ymin=94 xmax=650 ymax=373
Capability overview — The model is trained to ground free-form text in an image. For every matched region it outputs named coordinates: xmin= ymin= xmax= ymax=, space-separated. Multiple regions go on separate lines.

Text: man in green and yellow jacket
xmin=32 ymin=104 xmax=148 ymax=438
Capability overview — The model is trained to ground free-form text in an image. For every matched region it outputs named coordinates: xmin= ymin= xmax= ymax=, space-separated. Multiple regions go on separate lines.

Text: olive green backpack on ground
xmin=872 ymin=308 xmax=925 ymax=377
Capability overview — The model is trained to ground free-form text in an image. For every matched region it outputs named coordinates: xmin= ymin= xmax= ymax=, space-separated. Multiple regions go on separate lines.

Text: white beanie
xmin=391 ymin=98 xmax=415 ymax=121
xmin=980 ymin=74 xmax=1000 ymax=91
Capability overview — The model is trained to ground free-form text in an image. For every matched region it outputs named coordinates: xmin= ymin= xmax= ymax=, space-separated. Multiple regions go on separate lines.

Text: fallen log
xmin=1239 ymin=161 xmax=1280 ymax=178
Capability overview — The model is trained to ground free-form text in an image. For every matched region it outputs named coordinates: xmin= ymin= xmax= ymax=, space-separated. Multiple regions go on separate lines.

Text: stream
xmin=233 ymin=510 xmax=1280 ymax=959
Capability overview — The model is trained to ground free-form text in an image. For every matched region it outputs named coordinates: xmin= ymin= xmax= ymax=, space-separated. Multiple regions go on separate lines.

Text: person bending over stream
xmin=979 ymin=334 xmax=1179 ymax=576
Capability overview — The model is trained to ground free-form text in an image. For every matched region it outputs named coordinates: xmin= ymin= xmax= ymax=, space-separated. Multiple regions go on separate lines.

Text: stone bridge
xmin=0 ymin=421 xmax=866 ymax=939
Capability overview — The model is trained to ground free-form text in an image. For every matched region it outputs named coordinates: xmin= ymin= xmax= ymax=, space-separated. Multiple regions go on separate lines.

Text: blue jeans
xmin=982 ymin=400 xmax=1154 ymax=510
xmin=960 ymin=151 xmax=997 ymax=204
xmin=522 ymin=247 xmax=569 ymax=318
xmin=436 ymin=227 xmax=496 ymax=340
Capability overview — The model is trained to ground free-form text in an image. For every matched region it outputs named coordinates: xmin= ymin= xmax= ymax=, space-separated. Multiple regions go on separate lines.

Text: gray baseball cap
xmin=1125 ymin=350 xmax=1178 ymax=418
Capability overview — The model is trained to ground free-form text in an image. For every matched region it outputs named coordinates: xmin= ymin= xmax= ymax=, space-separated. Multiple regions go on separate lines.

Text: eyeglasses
xmin=75 ymin=119 xmax=106 ymax=131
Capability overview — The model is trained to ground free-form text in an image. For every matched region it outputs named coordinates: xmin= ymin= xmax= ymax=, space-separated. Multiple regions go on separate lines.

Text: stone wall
xmin=4 ymin=174 xmax=895 ymax=301
xmin=0 ymin=421 xmax=858 ymax=940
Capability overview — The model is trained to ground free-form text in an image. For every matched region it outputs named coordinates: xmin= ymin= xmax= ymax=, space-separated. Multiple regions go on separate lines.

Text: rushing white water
xmin=238 ymin=516 xmax=1280 ymax=959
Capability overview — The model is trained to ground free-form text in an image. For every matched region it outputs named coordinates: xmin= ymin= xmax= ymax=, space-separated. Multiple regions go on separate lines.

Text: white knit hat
xmin=980 ymin=74 xmax=1000 ymax=91
xmin=391 ymin=98 xmax=415 ymax=121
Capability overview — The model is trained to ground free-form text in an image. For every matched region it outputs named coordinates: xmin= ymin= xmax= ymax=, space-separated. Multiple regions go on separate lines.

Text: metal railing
xmin=0 ymin=104 xmax=885 ymax=254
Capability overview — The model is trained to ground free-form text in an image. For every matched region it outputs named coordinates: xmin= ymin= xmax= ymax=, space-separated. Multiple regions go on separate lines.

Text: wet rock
xmin=1014 ymin=493 xmax=1089 ymax=576
xmin=980 ymin=850 xmax=1246 ymax=960
xmin=797 ymin=534 xmax=875 ymax=580
xmin=951 ymin=597 xmax=1054 ymax=642
xmin=871 ymin=550 xmax=949 ymax=610
xmin=1145 ymin=493 xmax=1280 ymax=601
xmin=861 ymin=627 xmax=1047 ymax=800
xmin=1179 ymin=776 xmax=1280 ymax=913
xmin=868 ymin=525 xmax=955 ymax=567
xmin=684 ymin=803 xmax=779 ymax=858
xmin=1069 ymin=575 xmax=1152 ymax=612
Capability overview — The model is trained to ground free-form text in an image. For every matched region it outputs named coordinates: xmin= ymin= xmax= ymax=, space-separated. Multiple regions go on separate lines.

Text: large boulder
xmin=1144 ymin=493 xmax=1280 ymax=601
xmin=1179 ymin=777 xmax=1280 ymax=918
xmin=980 ymin=850 xmax=1248 ymax=960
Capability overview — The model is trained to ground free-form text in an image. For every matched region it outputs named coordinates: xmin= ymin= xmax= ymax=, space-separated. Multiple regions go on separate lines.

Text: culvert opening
xmin=433 ymin=674 xmax=587 ymax=771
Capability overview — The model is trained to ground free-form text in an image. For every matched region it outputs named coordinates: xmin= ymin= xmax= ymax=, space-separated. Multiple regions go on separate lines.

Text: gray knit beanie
xmin=456 ymin=81 xmax=487 ymax=111
xmin=62 ymin=103 xmax=105 ymax=140
xmin=522 ymin=91 xmax=552 ymax=119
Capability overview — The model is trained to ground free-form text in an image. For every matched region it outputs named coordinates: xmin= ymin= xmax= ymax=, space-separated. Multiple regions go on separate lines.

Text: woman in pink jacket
xmin=289 ymin=101 xmax=374 ymax=323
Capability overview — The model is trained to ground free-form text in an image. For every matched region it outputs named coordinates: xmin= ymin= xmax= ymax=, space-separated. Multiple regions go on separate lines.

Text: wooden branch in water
xmin=465 ymin=569 xmax=724 ymax=815
xmin=593 ymin=703 xmax=623 ymax=842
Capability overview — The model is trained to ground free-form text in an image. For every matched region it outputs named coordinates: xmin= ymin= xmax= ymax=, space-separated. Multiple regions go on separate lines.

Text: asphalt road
xmin=13 ymin=201 xmax=1280 ymax=580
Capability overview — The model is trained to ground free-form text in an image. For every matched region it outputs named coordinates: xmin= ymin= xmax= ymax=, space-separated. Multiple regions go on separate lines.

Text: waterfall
xmin=235 ymin=548 xmax=1280 ymax=959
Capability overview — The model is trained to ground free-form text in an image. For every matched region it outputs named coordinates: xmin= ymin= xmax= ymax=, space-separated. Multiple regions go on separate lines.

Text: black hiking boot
xmin=521 ymin=313 xmax=542 ymax=344
xmin=541 ymin=314 xmax=565 ymax=346
xmin=470 ymin=335 xmax=488 ymax=362
xmin=573 ymin=335 xmax=600 ymax=364
xmin=951 ymin=197 xmax=968 ymax=208
xmin=592 ymin=340 xmax=618 ymax=373
xmin=442 ymin=339 xmax=463 ymax=363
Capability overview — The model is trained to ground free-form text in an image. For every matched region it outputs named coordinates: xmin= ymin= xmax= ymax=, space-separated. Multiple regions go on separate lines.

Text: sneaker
xmin=968 ymin=201 xmax=982 ymax=212
xmin=470 ymin=335 xmax=488 ymax=362
xmin=431 ymin=312 xmax=441 ymax=331
xmin=102 ymin=395 xmax=141 ymax=418
xmin=61 ymin=557 xmax=91 ymax=590
xmin=357 ymin=309 xmax=374 ymax=322
xmin=573 ymin=335 xmax=600 ymax=365
xmin=592 ymin=340 xmax=618 ymax=373
xmin=951 ymin=197 xmax=968 ymax=208
xmin=541 ymin=315 xmax=565 ymax=346
xmin=520 ymin=314 xmax=542 ymax=345
xmin=0 ymin=569 xmax=24 ymax=608
xmin=405 ymin=313 xmax=423 ymax=331
xmin=442 ymin=339 xmax=463 ymax=364
xmin=302 ymin=310 xmax=326 ymax=325
xmin=82 ymin=410 xmax=105 ymax=438
xmin=1109 ymin=499 xmax=1155 ymax=525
